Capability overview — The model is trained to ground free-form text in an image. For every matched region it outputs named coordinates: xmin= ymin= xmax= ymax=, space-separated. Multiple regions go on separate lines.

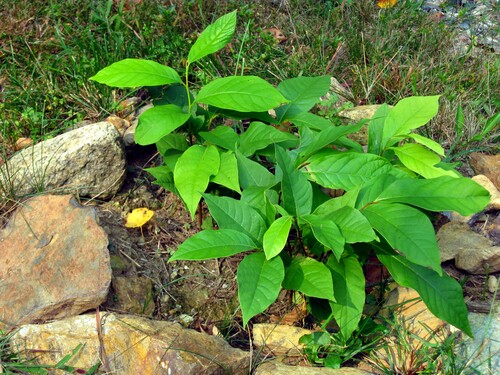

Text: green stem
xmin=184 ymin=62 xmax=192 ymax=111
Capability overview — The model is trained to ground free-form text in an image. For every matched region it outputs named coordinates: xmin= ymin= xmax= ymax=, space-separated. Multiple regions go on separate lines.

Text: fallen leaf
xmin=377 ymin=0 xmax=397 ymax=8
xmin=125 ymin=208 xmax=154 ymax=228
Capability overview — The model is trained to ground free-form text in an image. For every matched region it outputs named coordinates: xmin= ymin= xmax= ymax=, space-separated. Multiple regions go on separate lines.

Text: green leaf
xmin=196 ymin=76 xmax=288 ymax=112
xmin=356 ymin=174 xmax=397 ymax=209
xmin=455 ymin=106 xmax=465 ymax=136
xmin=313 ymin=188 xmax=360 ymax=215
xmin=301 ymin=214 xmax=345 ymax=259
xmin=288 ymin=112 xmax=334 ymax=131
xmin=145 ymin=165 xmax=176 ymax=193
xmin=199 ymin=125 xmax=239 ymax=151
xmin=368 ymin=103 xmax=390 ymax=155
xmin=173 ymin=145 xmax=220 ymax=219
xmin=239 ymin=122 xmax=298 ymax=156
xmin=406 ymin=134 xmax=445 ymax=156
xmin=169 ymin=229 xmax=256 ymax=261
xmin=391 ymin=143 xmax=457 ymax=179
xmin=241 ymin=186 xmax=277 ymax=226
xmin=276 ymin=146 xmax=313 ymax=217
xmin=327 ymin=255 xmax=365 ymax=340
xmin=382 ymin=96 xmax=440 ymax=148
xmin=210 ymin=151 xmax=241 ymax=193
xmin=283 ymin=257 xmax=334 ymax=300
xmin=362 ymin=202 xmax=441 ymax=273
xmin=263 ymin=216 xmax=292 ymax=259
xmin=376 ymin=248 xmax=472 ymax=336
xmin=238 ymin=252 xmax=284 ymax=326
xmin=90 ymin=58 xmax=182 ymax=87
xmin=326 ymin=206 xmax=378 ymax=243
xmin=136 ymin=105 xmax=190 ymax=145
xmin=235 ymin=150 xmax=276 ymax=189
xmin=203 ymin=193 xmax=266 ymax=245
xmin=276 ymin=76 xmax=332 ymax=121
xmin=188 ymin=11 xmax=237 ymax=64
xmin=305 ymin=152 xmax=393 ymax=190
xmin=299 ymin=122 xmax=365 ymax=160
xmin=156 ymin=133 xmax=189 ymax=155
xmin=376 ymin=176 xmax=490 ymax=215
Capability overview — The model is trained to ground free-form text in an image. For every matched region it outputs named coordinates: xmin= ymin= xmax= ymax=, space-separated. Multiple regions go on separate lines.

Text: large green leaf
xmin=145 ymin=165 xmax=176 ymax=193
xmin=276 ymin=146 xmax=313 ymax=217
xmin=325 ymin=206 xmax=378 ymax=244
xmin=406 ymin=134 xmax=445 ymax=156
xmin=305 ymin=152 xmax=393 ymax=190
xmin=367 ymin=103 xmax=390 ymax=155
xmin=188 ymin=11 xmax=237 ymax=64
xmin=238 ymin=252 xmax=284 ymax=326
xmin=301 ymin=214 xmax=345 ymax=260
xmin=135 ymin=105 xmax=190 ymax=145
xmin=391 ymin=143 xmax=457 ymax=179
xmin=355 ymin=174 xmax=397 ymax=209
xmin=275 ymin=76 xmax=331 ymax=121
xmin=210 ymin=151 xmax=241 ymax=193
xmin=375 ymin=176 xmax=490 ymax=215
xmin=199 ymin=126 xmax=239 ymax=151
xmin=90 ymin=58 xmax=182 ymax=87
xmin=156 ymin=133 xmax=189 ymax=155
xmin=288 ymin=112 xmax=334 ymax=131
xmin=381 ymin=96 xmax=440 ymax=149
xmin=263 ymin=216 xmax=292 ymax=259
xmin=241 ymin=186 xmax=277 ymax=226
xmin=362 ymin=202 xmax=441 ymax=273
xmin=235 ymin=150 xmax=276 ymax=189
xmin=196 ymin=76 xmax=288 ymax=112
xmin=299 ymin=122 xmax=365 ymax=161
xmin=173 ymin=145 xmax=220 ymax=219
xmin=283 ymin=257 xmax=334 ymax=300
xmin=169 ymin=229 xmax=257 ymax=261
xmin=203 ymin=193 xmax=267 ymax=245
xmin=239 ymin=122 xmax=298 ymax=156
xmin=375 ymin=247 xmax=472 ymax=336
xmin=327 ymin=255 xmax=365 ymax=340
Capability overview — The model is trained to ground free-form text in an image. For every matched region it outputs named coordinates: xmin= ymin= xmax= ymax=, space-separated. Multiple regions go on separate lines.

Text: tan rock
xmin=253 ymin=323 xmax=313 ymax=356
xmin=472 ymin=175 xmax=500 ymax=211
xmin=0 ymin=195 xmax=111 ymax=330
xmin=11 ymin=313 xmax=250 ymax=375
xmin=14 ymin=137 xmax=33 ymax=151
xmin=111 ymin=276 xmax=154 ymax=316
xmin=381 ymin=286 xmax=447 ymax=343
xmin=255 ymin=359 xmax=374 ymax=374
xmin=105 ymin=115 xmax=130 ymax=135
xmin=437 ymin=221 xmax=500 ymax=274
xmin=338 ymin=105 xmax=384 ymax=122
xmin=469 ymin=153 xmax=500 ymax=190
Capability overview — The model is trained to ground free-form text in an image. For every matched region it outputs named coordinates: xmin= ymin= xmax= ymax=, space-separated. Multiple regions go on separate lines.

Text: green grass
xmin=0 ymin=0 xmax=497 ymax=158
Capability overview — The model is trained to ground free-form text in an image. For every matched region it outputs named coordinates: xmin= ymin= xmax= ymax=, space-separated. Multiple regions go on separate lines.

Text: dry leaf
xmin=377 ymin=0 xmax=397 ymax=8
xmin=125 ymin=208 xmax=154 ymax=228
xmin=14 ymin=137 xmax=33 ymax=151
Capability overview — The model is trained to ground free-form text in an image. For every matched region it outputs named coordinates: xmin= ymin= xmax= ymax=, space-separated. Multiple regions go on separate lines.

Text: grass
xmin=0 ymin=0 xmax=497 ymax=157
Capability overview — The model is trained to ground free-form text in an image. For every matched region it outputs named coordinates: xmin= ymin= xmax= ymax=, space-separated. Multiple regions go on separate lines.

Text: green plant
xmin=91 ymin=11 xmax=490 ymax=349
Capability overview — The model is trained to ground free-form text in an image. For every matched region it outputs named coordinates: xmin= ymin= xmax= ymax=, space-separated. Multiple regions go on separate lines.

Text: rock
xmin=469 ymin=153 xmax=500 ymax=190
xmin=382 ymin=286 xmax=447 ymax=343
xmin=0 ymin=195 xmax=111 ymax=330
xmin=123 ymin=103 xmax=153 ymax=146
xmin=10 ymin=313 xmax=251 ymax=375
xmin=330 ymin=77 xmax=355 ymax=103
xmin=105 ymin=115 xmax=130 ymax=136
xmin=255 ymin=359 xmax=374 ymax=375
xmin=253 ymin=323 xmax=313 ymax=356
xmin=338 ymin=105 xmax=384 ymax=122
xmin=110 ymin=276 xmax=154 ymax=316
xmin=437 ymin=221 xmax=500 ymax=274
xmin=472 ymin=175 xmax=500 ymax=211
xmin=0 ymin=122 xmax=126 ymax=199
xmin=456 ymin=311 xmax=500 ymax=375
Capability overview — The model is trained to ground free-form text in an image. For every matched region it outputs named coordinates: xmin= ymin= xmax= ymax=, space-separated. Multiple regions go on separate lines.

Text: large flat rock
xmin=0 ymin=195 xmax=111 ymax=329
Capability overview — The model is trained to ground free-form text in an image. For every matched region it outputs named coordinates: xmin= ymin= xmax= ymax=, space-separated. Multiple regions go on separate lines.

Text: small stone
xmin=105 ymin=115 xmax=130 ymax=135
xmin=14 ymin=137 xmax=33 ymax=151
xmin=111 ymin=276 xmax=154 ymax=316
xmin=488 ymin=275 xmax=498 ymax=294
xmin=338 ymin=105 xmax=384 ymax=122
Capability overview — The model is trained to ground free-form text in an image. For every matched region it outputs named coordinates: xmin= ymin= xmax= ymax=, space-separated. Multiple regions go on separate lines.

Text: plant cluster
xmin=91 ymin=11 xmax=490 ymax=356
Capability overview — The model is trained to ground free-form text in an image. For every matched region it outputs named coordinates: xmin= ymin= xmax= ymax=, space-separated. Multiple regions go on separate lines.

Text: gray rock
xmin=0 ymin=122 xmax=126 ymax=199
xmin=0 ymin=195 xmax=111 ymax=329
xmin=437 ymin=222 xmax=500 ymax=274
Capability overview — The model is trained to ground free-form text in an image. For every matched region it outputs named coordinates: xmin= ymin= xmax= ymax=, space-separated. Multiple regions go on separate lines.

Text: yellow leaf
xmin=377 ymin=0 xmax=397 ymax=8
xmin=125 ymin=208 xmax=154 ymax=228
